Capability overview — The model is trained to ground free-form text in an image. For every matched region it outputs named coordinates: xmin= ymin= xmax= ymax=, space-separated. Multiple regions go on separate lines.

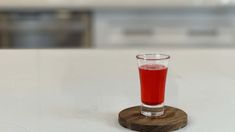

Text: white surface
xmin=0 ymin=0 xmax=233 ymax=8
xmin=0 ymin=49 xmax=234 ymax=131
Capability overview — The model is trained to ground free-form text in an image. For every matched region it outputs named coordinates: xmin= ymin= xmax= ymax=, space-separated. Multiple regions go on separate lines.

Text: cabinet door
xmin=93 ymin=13 xmax=188 ymax=47
xmin=93 ymin=11 xmax=235 ymax=48
xmin=86 ymin=0 xmax=196 ymax=6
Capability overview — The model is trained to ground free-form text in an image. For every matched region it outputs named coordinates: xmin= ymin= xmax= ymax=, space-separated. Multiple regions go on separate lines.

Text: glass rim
xmin=136 ymin=54 xmax=170 ymax=60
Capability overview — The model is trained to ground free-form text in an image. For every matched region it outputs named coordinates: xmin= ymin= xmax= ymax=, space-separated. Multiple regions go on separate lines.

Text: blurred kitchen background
xmin=1 ymin=0 xmax=235 ymax=49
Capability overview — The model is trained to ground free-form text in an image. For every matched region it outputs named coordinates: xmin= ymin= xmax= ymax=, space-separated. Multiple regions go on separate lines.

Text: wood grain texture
xmin=118 ymin=106 xmax=187 ymax=132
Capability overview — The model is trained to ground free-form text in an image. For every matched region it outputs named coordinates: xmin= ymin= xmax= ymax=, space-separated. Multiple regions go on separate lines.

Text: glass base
xmin=141 ymin=103 xmax=164 ymax=117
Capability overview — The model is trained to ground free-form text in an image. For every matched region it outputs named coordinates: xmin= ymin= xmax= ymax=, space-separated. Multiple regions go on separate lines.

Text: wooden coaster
xmin=118 ymin=106 xmax=187 ymax=132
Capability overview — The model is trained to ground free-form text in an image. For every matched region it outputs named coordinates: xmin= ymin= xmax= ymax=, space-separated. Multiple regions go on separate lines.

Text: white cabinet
xmin=86 ymin=0 xmax=235 ymax=7
xmin=86 ymin=0 xmax=193 ymax=7
xmin=83 ymin=0 xmax=235 ymax=7
xmin=93 ymin=10 xmax=235 ymax=48
xmin=208 ymin=0 xmax=235 ymax=6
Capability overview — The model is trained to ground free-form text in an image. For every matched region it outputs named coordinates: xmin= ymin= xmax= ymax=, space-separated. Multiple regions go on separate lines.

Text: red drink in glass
xmin=139 ymin=64 xmax=168 ymax=105
xmin=136 ymin=54 xmax=170 ymax=117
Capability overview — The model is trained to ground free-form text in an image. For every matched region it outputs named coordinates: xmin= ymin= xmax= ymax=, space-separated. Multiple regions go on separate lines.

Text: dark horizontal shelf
xmin=0 ymin=23 xmax=85 ymax=32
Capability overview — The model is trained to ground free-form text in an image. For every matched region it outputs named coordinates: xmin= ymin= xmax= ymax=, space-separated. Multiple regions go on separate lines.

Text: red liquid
xmin=139 ymin=64 xmax=168 ymax=105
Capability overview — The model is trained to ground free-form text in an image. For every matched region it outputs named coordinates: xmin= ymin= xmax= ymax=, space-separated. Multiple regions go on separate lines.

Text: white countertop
xmin=0 ymin=49 xmax=234 ymax=132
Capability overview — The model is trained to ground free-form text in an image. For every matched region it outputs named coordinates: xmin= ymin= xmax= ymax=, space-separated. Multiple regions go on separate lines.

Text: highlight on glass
xmin=136 ymin=54 xmax=170 ymax=117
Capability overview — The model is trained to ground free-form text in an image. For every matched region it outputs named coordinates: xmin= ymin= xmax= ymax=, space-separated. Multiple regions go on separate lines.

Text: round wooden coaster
xmin=118 ymin=106 xmax=187 ymax=132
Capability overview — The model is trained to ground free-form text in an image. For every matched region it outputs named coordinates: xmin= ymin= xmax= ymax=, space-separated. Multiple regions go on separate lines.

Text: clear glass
xmin=136 ymin=54 xmax=170 ymax=117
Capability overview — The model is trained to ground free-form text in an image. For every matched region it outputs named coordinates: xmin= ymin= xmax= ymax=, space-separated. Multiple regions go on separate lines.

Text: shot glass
xmin=136 ymin=54 xmax=170 ymax=117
